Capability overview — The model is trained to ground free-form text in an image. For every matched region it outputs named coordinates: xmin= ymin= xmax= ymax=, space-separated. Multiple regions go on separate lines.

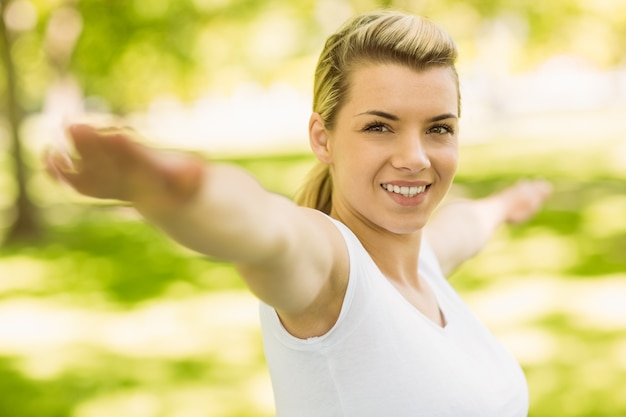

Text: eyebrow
xmin=355 ymin=110 xmax=458 ymax=122
xmin=428 ymin=113 xmax=458 ymax=122
xmin=355 ymin=110 xmax=399 ymax=121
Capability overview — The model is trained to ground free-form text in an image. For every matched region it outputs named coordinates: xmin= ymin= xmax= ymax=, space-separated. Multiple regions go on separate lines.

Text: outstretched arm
xmin=425 ymin=180 xmax=552 ymax=276
xmin=46 ymin=124 xmax=344 ymax=316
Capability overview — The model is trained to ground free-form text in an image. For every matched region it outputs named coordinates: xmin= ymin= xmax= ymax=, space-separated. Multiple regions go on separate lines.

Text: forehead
xmin=344 ymin=63 xmax=459 ymax=117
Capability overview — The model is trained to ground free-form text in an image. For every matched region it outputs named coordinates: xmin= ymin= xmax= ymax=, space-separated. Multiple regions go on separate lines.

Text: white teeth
xmin=382 ymin=184 xmax=427 ymax=197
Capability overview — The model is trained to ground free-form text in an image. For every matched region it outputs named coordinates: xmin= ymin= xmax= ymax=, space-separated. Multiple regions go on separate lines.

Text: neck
xmin=332 ymin=211 xmax=424 ymax=287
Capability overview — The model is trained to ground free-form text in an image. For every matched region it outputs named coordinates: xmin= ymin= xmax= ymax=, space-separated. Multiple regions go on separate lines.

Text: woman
xmin=47 ymin=10 xmax=551 ymax=417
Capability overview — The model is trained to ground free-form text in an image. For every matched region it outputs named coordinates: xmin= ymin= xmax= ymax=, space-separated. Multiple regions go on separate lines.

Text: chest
xmin=388 ymin=278 xmax=446 ymax=327
xmin=330 ymin=272 xmax=529 ymax=416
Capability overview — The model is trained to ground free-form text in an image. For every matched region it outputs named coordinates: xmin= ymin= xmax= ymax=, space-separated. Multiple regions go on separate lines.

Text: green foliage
xmin=4 ymin=0 xmax=624 ymax=113
xmin=68 ymin=0 xmax=324 ymax=110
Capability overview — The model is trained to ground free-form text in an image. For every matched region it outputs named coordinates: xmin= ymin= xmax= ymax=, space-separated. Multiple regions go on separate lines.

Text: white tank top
xmin=259 ymin=217 xmax=529 ymax=417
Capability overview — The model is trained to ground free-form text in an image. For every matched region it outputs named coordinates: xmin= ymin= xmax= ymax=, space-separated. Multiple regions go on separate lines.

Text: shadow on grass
xmin=524 ymin=313 xmax=626 ymax=417
xmin=0 ymin=350 xmax=269 ymax=417
xmin=0 ymin=356 xmax=80 ymax=417
xmin=0 ymin=210 xmax=244 ymax=307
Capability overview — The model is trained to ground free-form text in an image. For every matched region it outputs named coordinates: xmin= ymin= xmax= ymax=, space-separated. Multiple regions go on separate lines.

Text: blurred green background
xmin=0 ymin=0 xmax=625 ymax=416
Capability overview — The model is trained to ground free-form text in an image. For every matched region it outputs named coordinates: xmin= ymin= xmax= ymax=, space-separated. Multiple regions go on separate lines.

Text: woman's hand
xmin=426 ymin=179 xmax=552 ymax=275
xmin=493 ymin=179 xmax=553 ymax=224
xmin=46 ymin=124 xmax=205 ymax=214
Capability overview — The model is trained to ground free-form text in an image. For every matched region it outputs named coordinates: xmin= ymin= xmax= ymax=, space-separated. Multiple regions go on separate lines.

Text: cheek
xmin=447 ymin=148 xmax=459 ymax=172
xmin=432 ymin=144 xmax=458 ymax=166
xmin=332 ymin=147 xmax=380 ymax=192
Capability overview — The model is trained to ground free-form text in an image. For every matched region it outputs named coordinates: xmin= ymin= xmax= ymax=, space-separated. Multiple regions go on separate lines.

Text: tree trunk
xmin=0 ymin=0 xmax=43 ymax=243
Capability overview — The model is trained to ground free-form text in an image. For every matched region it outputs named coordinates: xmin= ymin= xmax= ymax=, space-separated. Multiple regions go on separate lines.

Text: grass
xmin=0 ymin=136 xmax=624 ymax=417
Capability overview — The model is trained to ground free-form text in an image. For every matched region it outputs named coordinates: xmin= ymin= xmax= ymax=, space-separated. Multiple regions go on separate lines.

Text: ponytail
xmin=294 ymin=162 xmax=333 ymax=215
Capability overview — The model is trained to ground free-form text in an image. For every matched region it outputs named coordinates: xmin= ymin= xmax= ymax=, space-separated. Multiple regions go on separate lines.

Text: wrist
xmin=131 ymin=158 xmax=206 ymax=218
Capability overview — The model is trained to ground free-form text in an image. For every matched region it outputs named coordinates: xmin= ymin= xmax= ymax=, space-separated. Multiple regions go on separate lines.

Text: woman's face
xmin=323 ymin=63 xmax=459 ymax=234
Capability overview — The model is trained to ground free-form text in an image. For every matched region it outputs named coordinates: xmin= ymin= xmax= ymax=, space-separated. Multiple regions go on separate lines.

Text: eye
xmin=427 ymin=124 xmax=454 ymax=135
xmin=362 ymin=121 xmax=392 ymax=133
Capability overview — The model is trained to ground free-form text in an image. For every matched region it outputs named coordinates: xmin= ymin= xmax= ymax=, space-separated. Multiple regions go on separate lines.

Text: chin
xmin=384 ymin=219 xmax=428 ymax=235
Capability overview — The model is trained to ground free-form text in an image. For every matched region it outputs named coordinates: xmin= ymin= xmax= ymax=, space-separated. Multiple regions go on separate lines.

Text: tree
xmin=0 ymin=0 xmax=42 ymax=243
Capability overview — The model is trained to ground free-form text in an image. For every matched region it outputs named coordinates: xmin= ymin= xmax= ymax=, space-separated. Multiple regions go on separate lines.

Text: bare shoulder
xmin=237 ymin=207 xmax=350 ymax=338
xmin=273 ymin=208 xmax=351 ymax=339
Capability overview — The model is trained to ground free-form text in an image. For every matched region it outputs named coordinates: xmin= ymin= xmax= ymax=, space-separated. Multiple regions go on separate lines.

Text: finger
xmin=535 ymin=180 xmax=553 ymax=199
xmin=44 ymin=148 xmax=90 ymax=196
xmin=68 ymin=123 xmax=140 ymax=155
xmin=44 ymin=148 xmax=65 ymax=181
xmin=45 ymin=147 xmax=78 ymax=177
xmin=67 ymin=123 xmax=125 ymax=164
xmin=516 ymin=179 xmax=552 ymax=199
xmin=45 ymin=157 xmax=96 ymax=196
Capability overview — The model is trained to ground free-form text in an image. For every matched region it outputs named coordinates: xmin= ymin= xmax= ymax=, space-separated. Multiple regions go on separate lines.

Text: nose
xmin=391 ymin=133 xmax=431 ymax=172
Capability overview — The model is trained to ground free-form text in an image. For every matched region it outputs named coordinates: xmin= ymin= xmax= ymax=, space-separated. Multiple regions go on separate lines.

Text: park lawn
xmin=0 ymin=136 xmax=624 ymax=417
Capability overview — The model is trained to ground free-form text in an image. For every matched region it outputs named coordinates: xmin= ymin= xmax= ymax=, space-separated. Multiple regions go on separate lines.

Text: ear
xmin=309 ymin=112 xmax=332 ymax=164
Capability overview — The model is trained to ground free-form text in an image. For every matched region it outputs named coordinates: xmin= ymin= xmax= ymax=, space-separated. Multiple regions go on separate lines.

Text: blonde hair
xmin=294 ymin=10 xmax=460 ymax=214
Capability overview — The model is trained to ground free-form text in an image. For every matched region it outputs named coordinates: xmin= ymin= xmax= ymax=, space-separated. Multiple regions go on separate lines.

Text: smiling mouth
xmin=381 ymin=183 xmax=428 ymax=198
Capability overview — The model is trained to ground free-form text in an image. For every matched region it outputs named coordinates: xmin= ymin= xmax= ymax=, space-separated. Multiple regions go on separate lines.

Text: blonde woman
xmin=48 ymin=10 xmax=551 ymax=417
